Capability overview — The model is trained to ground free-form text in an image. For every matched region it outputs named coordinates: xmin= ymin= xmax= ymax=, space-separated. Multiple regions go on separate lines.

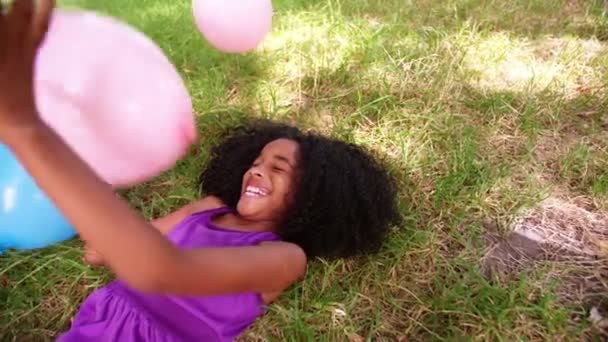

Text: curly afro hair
xmin=199 ymin=119 xmax=401 ymax=260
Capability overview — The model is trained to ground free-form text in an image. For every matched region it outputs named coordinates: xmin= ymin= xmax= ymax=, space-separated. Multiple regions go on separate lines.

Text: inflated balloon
xmin=193 ymin=0 xmax=273 ymax=53
xmin=35 ymin=9 xmax=197 ymax=187
xmin=0 ymin=145 xmax=76 ymax=254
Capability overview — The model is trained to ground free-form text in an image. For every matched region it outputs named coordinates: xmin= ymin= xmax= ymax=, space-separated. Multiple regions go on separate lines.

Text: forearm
xmin=2 ymin=122 xmax=305 ymax=297
xmin=6 ymin=122 xmax=178 ymax=290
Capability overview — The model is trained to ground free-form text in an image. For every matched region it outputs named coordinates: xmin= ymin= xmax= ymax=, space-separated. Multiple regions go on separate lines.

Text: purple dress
xmin=57 ymin=207 xmax=280 ymax=341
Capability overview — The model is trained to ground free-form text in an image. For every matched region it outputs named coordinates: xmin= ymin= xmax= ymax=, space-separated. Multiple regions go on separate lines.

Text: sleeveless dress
xmin=57 ymin=207 xmax=280 ymax=342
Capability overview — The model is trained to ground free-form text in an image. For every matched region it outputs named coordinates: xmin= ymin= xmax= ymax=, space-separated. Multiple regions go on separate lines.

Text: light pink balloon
xmin=34 ymin=9 xmax=197 ymax=187
xmin=193 ymin=0 xmax=273 ymax=53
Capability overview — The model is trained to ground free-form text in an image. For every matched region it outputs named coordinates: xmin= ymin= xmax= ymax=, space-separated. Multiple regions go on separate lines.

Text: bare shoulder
xmin=189 ymin=195 xmax=226 ymax=214
xmin=151 ymin=196 xmax=227 ymax=235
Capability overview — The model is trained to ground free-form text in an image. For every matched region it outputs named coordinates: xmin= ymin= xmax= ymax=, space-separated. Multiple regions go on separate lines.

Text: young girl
xmin=0 ymin=1 xmax=401 ymax=341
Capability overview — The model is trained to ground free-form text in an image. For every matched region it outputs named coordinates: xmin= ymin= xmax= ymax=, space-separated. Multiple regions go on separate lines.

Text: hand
xmin=0 ymin=0 xmax=55 ymax=142
xmin=83 ymin=242 xmax=106 ymax=267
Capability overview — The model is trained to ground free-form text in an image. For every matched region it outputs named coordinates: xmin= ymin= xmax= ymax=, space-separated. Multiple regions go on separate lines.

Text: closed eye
xmin=272 ymin=166 xmax=286 ymax=172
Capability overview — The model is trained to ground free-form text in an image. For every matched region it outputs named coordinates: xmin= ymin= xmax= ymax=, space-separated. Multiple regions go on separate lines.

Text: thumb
xmin=31 ymin=0 xmax=54 ymax=47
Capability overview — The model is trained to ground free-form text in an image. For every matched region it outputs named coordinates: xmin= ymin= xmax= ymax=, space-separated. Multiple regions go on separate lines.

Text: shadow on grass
xmin=461 ymin=85 xmax=608 ymax=194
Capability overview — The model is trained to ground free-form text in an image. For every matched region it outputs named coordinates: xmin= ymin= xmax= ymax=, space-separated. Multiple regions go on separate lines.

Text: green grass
xmin=2 ymin=0 xmax=608 ymax=340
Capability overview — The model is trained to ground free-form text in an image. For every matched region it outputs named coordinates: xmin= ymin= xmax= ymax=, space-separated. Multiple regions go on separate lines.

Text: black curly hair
xmin=199 ymin=119 xmax=401 ymax=260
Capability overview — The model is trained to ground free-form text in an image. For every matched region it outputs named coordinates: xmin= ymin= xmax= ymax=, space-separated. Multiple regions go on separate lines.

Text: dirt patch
xmin=482 ymin=196 xmax=608 ymax=334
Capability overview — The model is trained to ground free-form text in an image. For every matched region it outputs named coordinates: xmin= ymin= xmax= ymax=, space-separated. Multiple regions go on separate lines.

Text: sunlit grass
xmin=462 ymin=32 xmax=606 ymax=96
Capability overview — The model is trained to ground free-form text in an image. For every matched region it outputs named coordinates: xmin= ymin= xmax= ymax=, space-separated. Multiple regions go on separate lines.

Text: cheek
xmin=274 ymin=176 xmax=296 ymax=203
xmin=242 ymin=170 xmax=251 ymax=185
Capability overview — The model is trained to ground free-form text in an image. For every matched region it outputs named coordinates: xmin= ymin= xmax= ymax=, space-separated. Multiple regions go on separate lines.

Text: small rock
xmin=589 ymin=307 xmax=608 ymax=329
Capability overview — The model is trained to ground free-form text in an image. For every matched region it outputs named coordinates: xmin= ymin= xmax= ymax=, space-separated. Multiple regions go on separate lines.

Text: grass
xmin=1 ymin=0 xmax=608 ymax=340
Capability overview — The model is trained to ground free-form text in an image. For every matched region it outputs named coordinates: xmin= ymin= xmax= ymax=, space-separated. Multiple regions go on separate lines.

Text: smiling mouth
xmin=243 ymin=186 xmax=269 ymax=197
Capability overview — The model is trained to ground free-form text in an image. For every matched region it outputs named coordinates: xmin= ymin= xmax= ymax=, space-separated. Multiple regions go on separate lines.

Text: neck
xmin=212 ymin=212 xmax=278 ymax=233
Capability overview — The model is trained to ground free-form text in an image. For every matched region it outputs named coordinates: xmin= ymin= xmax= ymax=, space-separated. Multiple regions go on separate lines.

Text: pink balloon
xmin=34 ymin=9 xmax=197 ymax=187
xmin=193 ymin=0 xmax=273 ymax=53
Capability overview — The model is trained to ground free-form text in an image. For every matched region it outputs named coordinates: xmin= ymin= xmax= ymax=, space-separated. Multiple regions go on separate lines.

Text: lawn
xmin=1 ymin=0 xmax=608 ymax=340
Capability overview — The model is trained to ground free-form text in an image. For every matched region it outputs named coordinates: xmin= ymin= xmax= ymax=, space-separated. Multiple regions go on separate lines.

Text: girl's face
xmin=237 ymin=138 xmax=300 ymax=225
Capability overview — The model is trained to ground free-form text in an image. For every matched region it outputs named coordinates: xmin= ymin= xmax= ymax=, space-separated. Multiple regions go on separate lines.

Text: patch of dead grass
xmin=483 ymin=196 xmax=608 ymax=336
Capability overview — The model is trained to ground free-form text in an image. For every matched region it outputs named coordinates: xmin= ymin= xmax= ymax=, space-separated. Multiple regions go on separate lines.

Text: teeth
xmin=245 ymin=186 xmax=268 ymax=196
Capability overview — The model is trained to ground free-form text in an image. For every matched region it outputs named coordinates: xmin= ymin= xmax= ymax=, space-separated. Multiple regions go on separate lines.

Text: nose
xmin=250 ymin=166 xmax=264 ymax=178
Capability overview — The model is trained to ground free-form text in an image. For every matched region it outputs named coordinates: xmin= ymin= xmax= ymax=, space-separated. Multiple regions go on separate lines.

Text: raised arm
xmin=0 ymin=0 xmax=306 ymax=296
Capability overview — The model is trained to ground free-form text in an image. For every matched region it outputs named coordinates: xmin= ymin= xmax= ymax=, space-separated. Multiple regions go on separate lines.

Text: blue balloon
xmin=0 ymin=144 xmax=76 ymax=254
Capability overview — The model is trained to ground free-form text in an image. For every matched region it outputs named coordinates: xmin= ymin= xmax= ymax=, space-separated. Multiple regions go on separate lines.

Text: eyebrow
xmin=273 ymin=155 xmax=296 ymax=168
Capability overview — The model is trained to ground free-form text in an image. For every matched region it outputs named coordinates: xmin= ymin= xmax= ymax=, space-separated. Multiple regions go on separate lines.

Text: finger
xmin=9 ymin=0 xmax=35 ymax=22
xmin=32 ymin=0 xmax=54 ymax=46
xmin=0 ymin=2 xmax=5 ymax=59
xmin=6 ymin=0 xmax=34 ymax=41
xmin=0 ymin=2 xmax=4 ymax=30
xmin=0 ymin=1 xmax=11 ymax=33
